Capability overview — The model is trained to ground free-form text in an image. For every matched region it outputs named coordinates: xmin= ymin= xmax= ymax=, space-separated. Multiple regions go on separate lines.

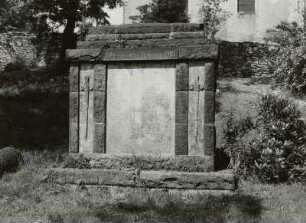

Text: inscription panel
xmin=106 ymin=61 xmax=176 ymax=155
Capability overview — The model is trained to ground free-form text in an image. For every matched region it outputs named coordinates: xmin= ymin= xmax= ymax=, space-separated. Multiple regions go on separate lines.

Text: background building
xmin=107 ymin=0 xmax=305 ymax=43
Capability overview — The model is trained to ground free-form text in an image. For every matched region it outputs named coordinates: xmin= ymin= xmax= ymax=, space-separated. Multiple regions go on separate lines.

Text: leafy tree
xmin=130 ymin=0 xmax=189 ymax=23
xmin=200 ymin=0 xmax=229 ymax=43
xmin=29 ymin=0 xmax=123 ymax=69
xmin=0 ymin=0 xmax=32 ymax=32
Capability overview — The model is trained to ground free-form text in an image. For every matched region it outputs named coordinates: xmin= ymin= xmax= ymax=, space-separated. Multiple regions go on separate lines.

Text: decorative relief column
xmin=203 ymin=62 xmax=216 ymax=157
xmin=69 ymin=64 xmax=80 ymax=153
xmin=175 ymin=61 xmax=189 ymax=155
xmin=93 ymin=63 xmax=107 ymax=153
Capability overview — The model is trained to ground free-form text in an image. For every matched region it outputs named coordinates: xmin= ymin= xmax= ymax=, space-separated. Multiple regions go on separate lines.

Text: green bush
xmin=238 ymin=95 xmax=306 ymax=183
xmin=265 ymin=21 xmax=306 ymax=95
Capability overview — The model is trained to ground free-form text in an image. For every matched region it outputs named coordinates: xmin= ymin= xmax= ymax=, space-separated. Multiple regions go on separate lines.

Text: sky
xmin=105 ymin=6 xmax=124 ymax=25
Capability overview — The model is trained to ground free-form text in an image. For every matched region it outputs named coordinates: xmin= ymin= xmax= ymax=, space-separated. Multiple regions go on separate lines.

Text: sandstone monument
xmin=56 ymin=23 xmax=236 ymax=191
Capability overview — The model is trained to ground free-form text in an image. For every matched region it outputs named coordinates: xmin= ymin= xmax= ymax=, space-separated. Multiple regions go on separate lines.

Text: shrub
xmin=265 ymin=21 xmax=306 ymax=95
xmin=238 ymin=95 xmax=306 ymax=183
xmin=130 ymin=0 xmax=189 ymax=23
xmin=220 ymin=111 xmax=254 ymax=169
xmin=0 ymin=147 xmax=23 ymax=176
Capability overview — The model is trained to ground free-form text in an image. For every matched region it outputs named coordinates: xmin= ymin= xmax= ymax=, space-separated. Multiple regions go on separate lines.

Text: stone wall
xmin=0 ymin=32 xmax=62 ymax=71
xmin=0 ymin=32 xmax=37 ymax=71
xmin=218 ymin=41 xmax=272 ymax=78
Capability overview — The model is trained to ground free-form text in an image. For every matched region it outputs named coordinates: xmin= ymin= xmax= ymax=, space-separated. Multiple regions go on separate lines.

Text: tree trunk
xmin=59 ymin=15 xmax=77 ymax=72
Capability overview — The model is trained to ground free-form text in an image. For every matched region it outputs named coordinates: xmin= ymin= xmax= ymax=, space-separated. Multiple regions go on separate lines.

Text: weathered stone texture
xmin=204 ymin=124 xmax=215 ymax=156
xmin=204 ymin=91 xmax=215 ymax=124
xmin=179 ymin=46 xmax=218 ymax=60
xmin=176 ymin=62 xmax=189 ymax=91
xmin=77 ymin=38 xmax=208 ymax=49
xmin=175 ymin=123 xmax=188 ymax=155
xmin=170 ymin=23 xmax=203 ymax=32
xmin=102 ymin=48 xmax=178 ymax=61
xmin=89 ymin=24 xmax=172 ymax=35
xmin=93 ymin=123 xmax=106 ymax=154
xmin=66 ymin=49 xmax=101 ymax=62
xmin=69 ymin=123 xmax=79 ymax=153
xmin=86 ymin=33 xmax=169 ymax=41
xmin=51 ymin=168 xmax=236 ymax=190
xmin=204 ymin=63 xmax=216 ymax=91
xmin=93 ymin=92 xmax=106 ymax=123
xmin=94 ymin=64 xmax=106 ymax=92
xmin=170 ymin=32 xmax=205 ymax=39
xmin=87 ymin=154 xmax=213 ymax=172
xmin=175 ymin=91 xmax=188 ymax=123
xmin=69 ymin=92 xmax=79 ymax=123
xmin=70 ymin=65 xmax=79 ymax=92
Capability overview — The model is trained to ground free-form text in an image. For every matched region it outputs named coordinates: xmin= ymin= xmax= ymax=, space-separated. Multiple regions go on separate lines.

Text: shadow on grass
xmin=94 ymin=191 xmax=263 ymax=223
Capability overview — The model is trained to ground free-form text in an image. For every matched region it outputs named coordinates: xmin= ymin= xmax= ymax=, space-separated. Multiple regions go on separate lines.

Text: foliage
xmin=27 ymin=0 xmax=122 ymax=68
xmin=0 ymin=0 xmax=33 ymax=32
xmin=200 ymin=0 xmax=230 ymax=43
xmin=237 ymin=95 xmax=306 ymax=183
xmin=220 ymin=111 xmax=254 ymax=169
xmin=265 ymin=21 xmax=306 ymax=95
xmin=130 ymin=0 xmax=189 ymax=23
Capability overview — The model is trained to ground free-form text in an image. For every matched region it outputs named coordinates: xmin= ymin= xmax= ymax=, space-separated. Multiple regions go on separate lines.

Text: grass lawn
xmin=1 ymin=77 xmax=306 ymax=223
xmin=0 ymin=150 xmax=305 ymax=223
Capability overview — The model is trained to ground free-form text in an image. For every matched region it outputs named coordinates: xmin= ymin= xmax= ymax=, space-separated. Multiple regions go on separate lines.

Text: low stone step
xmin=47 ymin=168 xmax=236 ymax=191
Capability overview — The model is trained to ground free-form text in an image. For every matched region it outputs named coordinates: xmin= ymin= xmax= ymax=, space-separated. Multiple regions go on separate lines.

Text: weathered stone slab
xmin=171 ymin=23 xmax=203 ymax=32
xmin=66 ymin=49 xmax=101 ymax=62
xmin=176 ymin=62 xmax=189 ymax=91
xmin=77 ymin=40 xmax=118 ymax=49
xmin=204 ymin=91 xmax=215 ymax=124
xmin=179 ymin=46 xmax=219 ymax=60
xmin=170 ymin=32 xmax=205 ymax=39
xmin=106 ymin=62 xmax=176 ymax=156
xmin=50 ymin=168 xmax=236 ymax=191
xmin=86 ymin=33 xmax=169 ymax=41
xmin=77 ymin=38 xmax=208 ymax=50
xmin=101 ymin=48 xmax=178 ymax=61
xmin=69 ymin=123 xmax=79 ymax=153
xmin=93 ymin=123 xmax=106 ymax=154
xmin=175 ymin=91 xmax=188 ymax=123
xmin=94 ymin=64 xmax=106 ymax=92
xmin=138 ymin=170 xmax=235 ymax=190
xmin=204 ymin=124 xmax=215 ymax=156
xmin=69 ymin=92 xmax=79 ymax=123
xmin=51 ymin=169 xmax=135 ymax=186
xmin=175 ymin=123 xmax=188 ymax=155
xmin=93 ymin=91 xmax=106 ymax=123
xmin=89 ymin=24 xmax=172 ymax=35
xmin=89 ymin=26 xmax=116 ymax=34
xmin=188 ymin=61 xmax=205 ymax=156
xmin=70 ymin=65 xmax=79 ymax=92
xmin=204 ymin=63 xmax=216 ymax=91
xmin=85 ymin=154 xmax=213 ymax=172
xmin=68 ymin=46 xmax=219 ymax=62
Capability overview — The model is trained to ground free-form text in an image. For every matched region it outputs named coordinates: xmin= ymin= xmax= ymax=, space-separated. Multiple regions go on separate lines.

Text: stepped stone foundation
xmin=61 ymin=23 xmax=236 ymax=191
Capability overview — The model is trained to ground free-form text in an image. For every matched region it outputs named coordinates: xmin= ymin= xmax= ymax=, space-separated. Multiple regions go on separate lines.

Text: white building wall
xmin=189 ymin=0 xmax=305 ymax=42
xmin=107 ymin=0 xmax=305 ymax=42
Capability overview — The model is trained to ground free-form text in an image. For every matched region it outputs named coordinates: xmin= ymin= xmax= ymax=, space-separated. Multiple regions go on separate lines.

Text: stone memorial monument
xmin=60 ymin=23 xmax=235 ymax=191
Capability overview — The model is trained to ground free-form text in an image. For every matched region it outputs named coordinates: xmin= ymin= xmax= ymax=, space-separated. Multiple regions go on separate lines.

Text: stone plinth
xmin=67 ymin=23 xmax=219 ymax=176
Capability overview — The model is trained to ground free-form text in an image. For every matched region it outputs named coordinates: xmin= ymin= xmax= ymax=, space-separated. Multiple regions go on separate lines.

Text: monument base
xmin=47 ymin=168 xmax=236 ymax=191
